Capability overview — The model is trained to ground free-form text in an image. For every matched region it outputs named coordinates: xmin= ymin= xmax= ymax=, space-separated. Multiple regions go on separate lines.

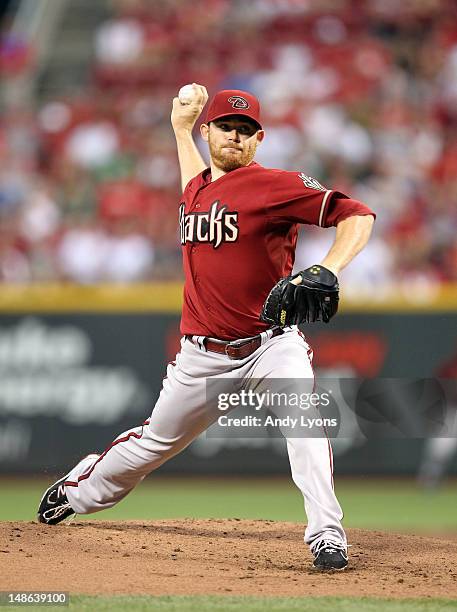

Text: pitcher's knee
xmin=142 ymin=433 xmax=189 ymax=469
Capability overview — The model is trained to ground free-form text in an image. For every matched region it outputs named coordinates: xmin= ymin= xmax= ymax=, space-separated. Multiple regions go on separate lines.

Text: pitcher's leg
xmin=286 ymin=436 xmax=345 ymax=547
xmin=64 ymin=339 xmax=220 ymax=514
xmin=248 ymin=330 xmax=346 ymax=550
xmin=65 ymin=415 xmax=205 ymax=514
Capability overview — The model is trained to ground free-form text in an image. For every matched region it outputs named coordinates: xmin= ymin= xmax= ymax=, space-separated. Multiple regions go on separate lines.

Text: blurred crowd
xmin=0 ymin=0 xmax=456 ymax=290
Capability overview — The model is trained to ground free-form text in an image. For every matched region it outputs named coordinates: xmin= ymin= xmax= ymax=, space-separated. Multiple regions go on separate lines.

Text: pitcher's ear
xmin=200 ymin=123 xmax=209 ymax=141
xmin=256 ymin=130 xmax=265 ymax=143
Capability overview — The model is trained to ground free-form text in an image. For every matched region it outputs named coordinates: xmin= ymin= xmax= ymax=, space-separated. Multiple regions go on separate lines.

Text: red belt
xmin=187 ymin=328 xmax=283 ymax=360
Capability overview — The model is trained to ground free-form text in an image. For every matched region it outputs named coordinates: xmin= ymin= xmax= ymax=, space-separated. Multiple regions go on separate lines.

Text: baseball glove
xmin=260 ymin=265 xmax=339 ymax=326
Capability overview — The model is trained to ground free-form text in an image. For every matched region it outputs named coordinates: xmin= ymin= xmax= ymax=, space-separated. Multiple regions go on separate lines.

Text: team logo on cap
xmin=228 ymin=95 xmax=250 ymax=109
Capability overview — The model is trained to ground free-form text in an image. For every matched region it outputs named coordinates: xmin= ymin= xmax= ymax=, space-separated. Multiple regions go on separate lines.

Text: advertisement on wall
xmin=0 ymin=312 xmax=456 ymax=474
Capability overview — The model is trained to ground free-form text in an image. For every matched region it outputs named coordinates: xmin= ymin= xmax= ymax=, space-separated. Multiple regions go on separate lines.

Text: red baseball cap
xmin=205 ymin=89 xmax=262 ymax=130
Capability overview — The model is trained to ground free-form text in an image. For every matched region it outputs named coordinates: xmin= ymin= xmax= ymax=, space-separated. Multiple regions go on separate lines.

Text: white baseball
xmin=178 ymin=84 xmax=197 ymax=105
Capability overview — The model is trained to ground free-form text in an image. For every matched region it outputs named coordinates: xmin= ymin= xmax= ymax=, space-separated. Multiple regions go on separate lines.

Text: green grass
xmin=1 ymin=476 xmax=457 ymax=532
xmin=4 ymin=595 xmax=456 ymax=611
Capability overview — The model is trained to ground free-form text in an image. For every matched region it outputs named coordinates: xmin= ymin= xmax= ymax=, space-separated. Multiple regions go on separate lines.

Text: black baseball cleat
xmin=37 ymin=454 xmax=100 ymax=525
xmin=37 ymin=476 xmax=75 ymax=525
xmin=312 ymin=540 xmax=348 ymax=571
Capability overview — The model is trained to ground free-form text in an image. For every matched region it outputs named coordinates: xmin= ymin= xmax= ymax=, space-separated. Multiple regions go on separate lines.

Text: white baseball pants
xmin=64 ymin=327 xmax=346 ymax=550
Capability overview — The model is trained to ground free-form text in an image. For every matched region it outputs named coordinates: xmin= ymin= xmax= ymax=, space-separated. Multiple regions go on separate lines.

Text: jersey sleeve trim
xmin=318 ymin=190 xmax=333 ymax=227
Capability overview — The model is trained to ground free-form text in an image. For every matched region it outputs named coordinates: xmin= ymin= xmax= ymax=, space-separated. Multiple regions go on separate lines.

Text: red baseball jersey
xmin=180 ymin=162 xmax=374 ymax=340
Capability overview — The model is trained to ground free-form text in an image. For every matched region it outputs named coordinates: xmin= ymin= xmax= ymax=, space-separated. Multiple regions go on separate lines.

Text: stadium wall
xmin=0 ymin=283 xmax=456 ymax=475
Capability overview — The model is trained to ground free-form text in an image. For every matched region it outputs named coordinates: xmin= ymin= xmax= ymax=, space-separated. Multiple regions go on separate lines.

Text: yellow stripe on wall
xmin=0 ymin=283 xmax=457 ymax=313
xmin=0 ymin=283 xmax=184 ymax=313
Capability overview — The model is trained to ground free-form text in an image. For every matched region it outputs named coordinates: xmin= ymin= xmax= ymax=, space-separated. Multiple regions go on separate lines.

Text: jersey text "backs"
xmin=179 ymin=201 xmax=239 ymax=249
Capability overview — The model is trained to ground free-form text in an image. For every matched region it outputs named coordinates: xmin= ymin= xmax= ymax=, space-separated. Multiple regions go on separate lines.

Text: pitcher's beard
xmin=209 ymin=140 xmax=257 ymax=173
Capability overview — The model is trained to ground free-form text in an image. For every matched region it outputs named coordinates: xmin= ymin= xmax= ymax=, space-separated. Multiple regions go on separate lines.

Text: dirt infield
xmin=1 ymin=519 xmax=456 ymax=599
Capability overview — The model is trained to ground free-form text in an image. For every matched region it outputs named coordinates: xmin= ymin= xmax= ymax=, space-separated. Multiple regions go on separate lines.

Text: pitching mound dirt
xmin=1 ymin=520 xmax=456 ymax=599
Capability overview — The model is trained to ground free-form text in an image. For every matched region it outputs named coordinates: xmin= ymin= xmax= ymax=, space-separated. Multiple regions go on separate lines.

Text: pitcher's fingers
xmin=199 ymin=84 xmax=209 ymax=103
xmin=193 ymin=83 xmax=208 ymax=105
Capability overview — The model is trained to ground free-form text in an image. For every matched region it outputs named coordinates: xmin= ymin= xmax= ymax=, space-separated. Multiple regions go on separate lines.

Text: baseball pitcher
xmin=37 ymin=84 xmax=375 ymax=571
